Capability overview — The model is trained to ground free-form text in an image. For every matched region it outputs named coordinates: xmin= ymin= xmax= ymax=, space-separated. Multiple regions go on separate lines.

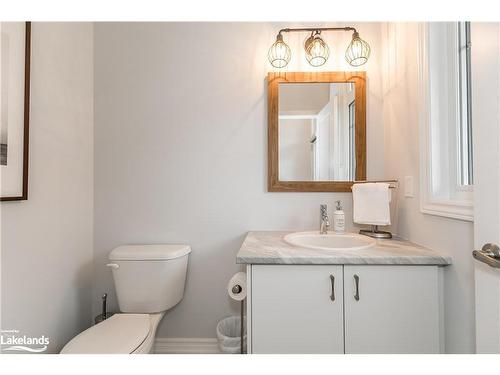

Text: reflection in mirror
xmin=278 ymin=83 xmax=355 ymax=182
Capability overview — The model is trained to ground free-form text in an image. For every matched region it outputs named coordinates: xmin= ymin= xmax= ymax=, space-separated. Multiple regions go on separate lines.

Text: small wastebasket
xmin=216 ymin=316 xmax=246 ymax=354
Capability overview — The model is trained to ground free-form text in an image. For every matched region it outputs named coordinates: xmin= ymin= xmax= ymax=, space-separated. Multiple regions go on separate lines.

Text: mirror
xmin=279 ymin=82 xmax=356 ymax=181
xmin=268 ymin=72 xmax=366 ymax=192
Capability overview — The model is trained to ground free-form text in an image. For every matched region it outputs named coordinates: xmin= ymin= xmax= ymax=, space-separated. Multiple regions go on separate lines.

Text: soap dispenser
xmin=333 ymin=200 xmax=345 ymax=234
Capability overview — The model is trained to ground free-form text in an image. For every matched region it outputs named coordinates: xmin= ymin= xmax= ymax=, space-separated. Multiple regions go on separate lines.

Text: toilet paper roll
xmin=227 ymin=272 xmax=247 ymax=301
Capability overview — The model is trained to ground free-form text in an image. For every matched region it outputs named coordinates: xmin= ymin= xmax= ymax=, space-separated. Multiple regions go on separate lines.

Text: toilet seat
xmin=61 ymin=314 xmax=150 ymax=354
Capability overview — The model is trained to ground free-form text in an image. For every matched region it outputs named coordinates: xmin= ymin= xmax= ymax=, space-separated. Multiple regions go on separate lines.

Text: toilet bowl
xmin=61 ymin=244 xmax=191 ymax=354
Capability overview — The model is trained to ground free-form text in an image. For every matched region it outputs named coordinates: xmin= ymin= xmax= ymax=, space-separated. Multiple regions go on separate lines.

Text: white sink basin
xmin=283 ymin=231 xmax=376 ymax=251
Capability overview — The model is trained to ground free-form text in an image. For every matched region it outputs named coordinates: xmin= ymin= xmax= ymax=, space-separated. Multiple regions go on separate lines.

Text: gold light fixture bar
xmin=277 ymin=26 xmax=356 ymax=34
xmin=268 ymin=26 xmax=371 ymax=68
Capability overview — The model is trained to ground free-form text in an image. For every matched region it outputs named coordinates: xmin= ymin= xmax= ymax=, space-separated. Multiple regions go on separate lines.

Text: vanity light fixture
xmin=304 ymin=31 xmax=330 ymax=67
xmin=268 ymin=26 xmax=370 ymax=68
xmin=345 ymin=31 xmax=371 ymax=67
xmin=268 ymin=33 xmax=292 ymax=68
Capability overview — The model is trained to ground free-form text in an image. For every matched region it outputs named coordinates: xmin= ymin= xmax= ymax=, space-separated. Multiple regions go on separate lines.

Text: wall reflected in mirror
xmin=278 ymin=82 xmax=356 ymax=182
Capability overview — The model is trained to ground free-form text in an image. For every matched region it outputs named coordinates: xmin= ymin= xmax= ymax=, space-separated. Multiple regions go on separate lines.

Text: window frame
xmin=418 ymin=23 xmax=474 ymax=222
xmin=457 ymin=21 xmax=473 ymax=187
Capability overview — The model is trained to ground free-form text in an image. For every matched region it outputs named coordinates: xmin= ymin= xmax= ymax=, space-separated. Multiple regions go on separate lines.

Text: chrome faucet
xmin=320 ymin=204 xmax=330 ymax=234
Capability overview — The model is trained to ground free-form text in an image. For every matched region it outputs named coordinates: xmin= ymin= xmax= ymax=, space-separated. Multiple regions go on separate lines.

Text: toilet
xmin=61 ymin=244 xmax=191 ymax=354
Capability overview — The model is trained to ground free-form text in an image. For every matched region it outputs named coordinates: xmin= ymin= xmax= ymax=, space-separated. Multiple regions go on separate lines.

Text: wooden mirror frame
xmin=268 ymin=71 xmax=366 ymax=192
xmin=1 ymin=22 xmax=31 ymax=201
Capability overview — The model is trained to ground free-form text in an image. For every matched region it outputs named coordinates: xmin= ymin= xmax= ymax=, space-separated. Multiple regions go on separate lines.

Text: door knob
xmin=473 ymin=243 xmax=500 ymax=268
xmin=481 ymin=243 xmax=500 ymax=258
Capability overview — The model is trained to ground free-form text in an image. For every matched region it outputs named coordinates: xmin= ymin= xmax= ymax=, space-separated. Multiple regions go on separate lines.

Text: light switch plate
xmin=404 ymin=176 xmax=414 ymax=197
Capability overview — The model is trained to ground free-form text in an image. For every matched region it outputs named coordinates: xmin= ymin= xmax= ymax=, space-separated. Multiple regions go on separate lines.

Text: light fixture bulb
xmin=268 ymin=34 xmax=291 ymax=68
xmin=345 ymin=32 xmax=371 ymax=67
xmin=304 ymin=31 xmax=330 ymax=67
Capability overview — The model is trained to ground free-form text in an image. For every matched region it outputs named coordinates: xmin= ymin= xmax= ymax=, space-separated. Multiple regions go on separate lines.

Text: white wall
xmin=381 ymin=22 xmax=475 ymax=353
xmin=0 ymin=23 xmax=94 ymax=353
xmin=93 ymin=22 xmax=385 ymax=338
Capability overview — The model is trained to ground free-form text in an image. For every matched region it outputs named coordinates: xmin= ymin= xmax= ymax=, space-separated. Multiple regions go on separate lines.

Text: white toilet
xmin=61 ymin=244 xmax=191 ymax=354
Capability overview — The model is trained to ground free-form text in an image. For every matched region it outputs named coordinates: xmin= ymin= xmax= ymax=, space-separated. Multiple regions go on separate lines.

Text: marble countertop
xmin=237 ymin=231 xmax=452 ymax=265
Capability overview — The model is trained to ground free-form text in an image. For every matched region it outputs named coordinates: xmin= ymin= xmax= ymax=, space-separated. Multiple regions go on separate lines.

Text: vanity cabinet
xmin=251 ymin=265 xmax=344 ymax=354
xmin=248 ymin=265 xmax=442 ymax=354
xmin=343 ymin=265 xmax=440 ymax=353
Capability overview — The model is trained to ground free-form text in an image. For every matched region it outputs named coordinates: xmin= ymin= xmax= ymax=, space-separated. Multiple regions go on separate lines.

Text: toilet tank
xmin=108 ymin=244 xmax=191 ymax=313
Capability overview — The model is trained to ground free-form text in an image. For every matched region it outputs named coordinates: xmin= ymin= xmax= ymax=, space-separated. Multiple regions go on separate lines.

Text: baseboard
xmin=154 ymin=338 xmax=221 ymax=354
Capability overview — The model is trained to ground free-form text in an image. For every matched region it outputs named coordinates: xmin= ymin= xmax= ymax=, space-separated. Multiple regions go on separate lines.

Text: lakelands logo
xmin=1 ymin=329 xmax=49 ymax=353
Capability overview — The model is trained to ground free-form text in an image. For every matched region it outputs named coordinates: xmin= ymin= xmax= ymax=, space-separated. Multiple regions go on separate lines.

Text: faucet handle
xmin=320 ymin=204 xmax=328 ymax=216
xmin=320 ymin=204 xmax=330 ymax=234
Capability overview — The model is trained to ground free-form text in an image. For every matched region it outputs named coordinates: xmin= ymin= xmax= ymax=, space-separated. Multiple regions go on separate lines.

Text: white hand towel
xmin=352 ymin=183 xmax=391 ymax=226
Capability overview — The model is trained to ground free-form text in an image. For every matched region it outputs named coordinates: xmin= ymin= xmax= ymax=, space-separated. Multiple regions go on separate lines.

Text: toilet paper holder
xmin=231 ymin=284 xmax=245 ymax=354
xmin=232 ymin=285 xmax=242 ymax=294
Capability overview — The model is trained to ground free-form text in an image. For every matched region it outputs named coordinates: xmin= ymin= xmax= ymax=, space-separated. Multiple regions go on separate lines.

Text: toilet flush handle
xmin=106 ymin=263 xmax=119 ymax=269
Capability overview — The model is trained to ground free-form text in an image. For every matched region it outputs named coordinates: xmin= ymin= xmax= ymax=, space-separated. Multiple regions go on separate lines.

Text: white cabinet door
xmin=344 ymin=265 xmax=441 ymax=353
xmin=251 ymin=265 xmax=344 ymax=353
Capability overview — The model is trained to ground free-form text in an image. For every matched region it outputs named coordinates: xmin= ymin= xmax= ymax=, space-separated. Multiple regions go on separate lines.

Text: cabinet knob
xmin=354 ymin=274 xmax=360 ymax=301
xmin=329 ymin=274 xmax=335 ymax=301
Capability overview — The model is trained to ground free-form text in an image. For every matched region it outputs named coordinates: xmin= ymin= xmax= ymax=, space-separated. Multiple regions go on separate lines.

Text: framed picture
xmin=1 ymin=22 xmax=31 ymax=201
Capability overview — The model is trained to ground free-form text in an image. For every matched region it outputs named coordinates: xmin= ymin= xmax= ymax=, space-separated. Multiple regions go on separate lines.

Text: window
xmin=419 ymin=22 xmax=474 ymax=221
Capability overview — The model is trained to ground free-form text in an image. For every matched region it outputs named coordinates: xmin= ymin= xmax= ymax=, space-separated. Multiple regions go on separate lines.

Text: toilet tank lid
xmin=109 ymin=244 xmax=191 ymax=261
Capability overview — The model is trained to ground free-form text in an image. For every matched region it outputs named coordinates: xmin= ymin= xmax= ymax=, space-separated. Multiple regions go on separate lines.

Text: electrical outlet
xmin=404 ymin=176 xmax=414 ymax=197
